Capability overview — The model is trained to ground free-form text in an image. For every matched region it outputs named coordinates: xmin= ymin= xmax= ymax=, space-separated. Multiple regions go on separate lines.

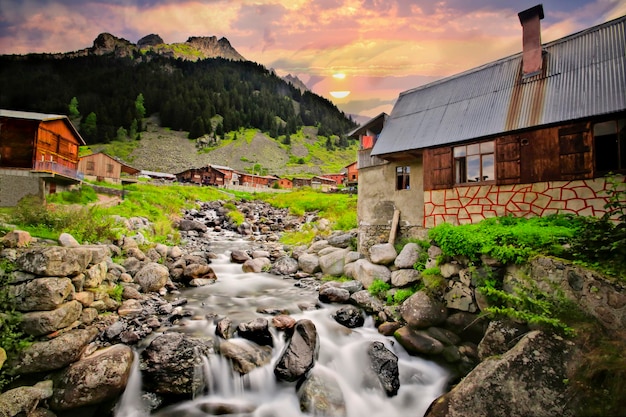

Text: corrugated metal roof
xmin=372 ymin=15 xmax=626 ymax=157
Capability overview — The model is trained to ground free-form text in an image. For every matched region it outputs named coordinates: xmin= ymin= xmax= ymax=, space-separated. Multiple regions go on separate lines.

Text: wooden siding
xmin=35 ymin=119 xmax=81 ymax=170
xmin=78 ymin=153 xmax=122 ymax=180
xmin=0 ymin=118 xmax=36 ymax=168
xmin=424 ymin=121 xmax=597 ymax=191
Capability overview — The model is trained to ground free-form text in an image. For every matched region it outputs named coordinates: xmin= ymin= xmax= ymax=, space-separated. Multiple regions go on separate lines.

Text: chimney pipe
xmin=518 ymin=4 xmax=545 ymax=76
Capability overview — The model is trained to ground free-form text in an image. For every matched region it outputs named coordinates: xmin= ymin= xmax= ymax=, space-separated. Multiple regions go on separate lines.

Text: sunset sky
xmin=1 ymin=0 xmax=625 ymax=119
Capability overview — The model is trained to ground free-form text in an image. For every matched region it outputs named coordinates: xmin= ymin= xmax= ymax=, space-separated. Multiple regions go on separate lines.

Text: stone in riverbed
xmin=274 ymin=319 xmax=319 ymax=382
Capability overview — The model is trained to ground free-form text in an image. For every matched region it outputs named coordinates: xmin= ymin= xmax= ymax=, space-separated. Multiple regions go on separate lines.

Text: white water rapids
xmin=115 ymin=236 xmax=449 ymax=417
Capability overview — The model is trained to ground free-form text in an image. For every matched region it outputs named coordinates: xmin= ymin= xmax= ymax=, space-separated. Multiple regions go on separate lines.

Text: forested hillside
xmin=0 ymin=53 xmax=357 ymax=144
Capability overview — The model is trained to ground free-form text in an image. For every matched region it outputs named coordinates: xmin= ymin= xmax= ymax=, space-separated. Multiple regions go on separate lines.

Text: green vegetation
xmin=46 ymin=185 xmax=98 ymax=205
xmin=387 ymin=285 xmax=422 ymax=305
xmin=367 ymin=279 xmax=391 ymax=299
xmin=0 ymin=260 xmax=32 ymax=391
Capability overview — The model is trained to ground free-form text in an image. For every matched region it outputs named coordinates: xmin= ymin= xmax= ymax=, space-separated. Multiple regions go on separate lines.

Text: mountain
xmin=0 ymin=33 xmax=358 ymax=176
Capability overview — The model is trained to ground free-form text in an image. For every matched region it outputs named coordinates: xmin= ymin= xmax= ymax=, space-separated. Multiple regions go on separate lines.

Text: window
xmin=594 ymin=119 xmax=626 ymax=173
xmin=396 ymin=166 xmax=410 ymax=190
xmin=454 ymin=141 xmax=495 ymax=183
xmin=86 ymin=161 xmax=95 ymax=171
xmin=106 ymin=163 xmax=114 ymax=173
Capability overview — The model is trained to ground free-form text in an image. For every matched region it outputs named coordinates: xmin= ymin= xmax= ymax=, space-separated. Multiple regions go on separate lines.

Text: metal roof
xmin=0 ymin=109 xmax=86 ymax=145
xmin=372 ymin=15 xmax=626 ymax=157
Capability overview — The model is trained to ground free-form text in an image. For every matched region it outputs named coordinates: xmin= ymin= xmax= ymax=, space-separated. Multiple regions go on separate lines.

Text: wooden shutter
xmin=558 ymin=125 xmax=592 ymax=180
xmin=496 ymin=136 xmax=521 ymax=185
xmin=424 ymin=147 xmax=453 ymax=190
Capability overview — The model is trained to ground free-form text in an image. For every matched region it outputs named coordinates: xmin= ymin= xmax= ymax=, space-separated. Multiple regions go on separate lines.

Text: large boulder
xmin=50 ymin=344 xmax=133 ymax=411
xmin=134 ymin=262 xmax=170 ymax=292
xmin=219 ymin=339 xmax=273 ymax=375
xmin=237 ymin=317 xmax=273 ymax=346
xmin=16 ymin=246 xmax=89 ymax=277
xmin=366 ymin=341 xmax=400 ymax=397
xmin=11 ymin=327 xmax=99 ymax=374
xmin=394 ymin=243 xmax=422 ymax=269
xmin=391 ymin=269 xmax=421 ymax=287
xmin=298 ymin=253 xmax=321 ymax=274
xmin=0 ymin=380 xmax=53 ymax=417
xmin=83 ymin=261 xmax=108 ymax=288
xmin=349 ymin=290 xmax=385 ymax=315
xmin=21 ymin=300 xmax=83 ymax=336
xmin=242 ymin=257 xmax=271 ymax=273
xmin=273 ymin=256 xmax=299 ymax=275
xmin=399 ymin=291 xmax=447 ymax=329
xmin=369 ymin=243 xmax=397 ymax=265
xmin=425 ymin=331 xmax=579 ymax=417
xmin=332 ymin=305 xmax=365 ymax=328
xmin=141 ymin=332 xmax=213 ymax=396
xmin=297 ymin=367 xmax=347 ymax=417
xmin=10 ymin=277 xmax=74 ymax=311
xmin=394 ymin=326 xmax=445 ymax=356
xmin=477 ymin=320 xmax=529 ymax=361
xmin=319 ymin=248 xmax=350 ymax=277
xmin=353 ymin=259 xmax=391 ymax=289
xmin=274 ymin=319 xmax=319 ymax=382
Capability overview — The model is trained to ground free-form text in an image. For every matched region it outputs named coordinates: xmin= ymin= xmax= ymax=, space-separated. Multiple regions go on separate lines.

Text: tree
xmin=188 ymin=117 xmax=205 ymax=139
xmin=81 ymin=112 xmax=98 ymax=143
xmin=116 ymin=126 xmax=128 ymax=141
xmin=282 ymin=133 xmax=291 ymax=145
xmin=68 ymin=97 xmax=80 ymax=119
xmin=135 ymin=93 xmax=145 ymax=131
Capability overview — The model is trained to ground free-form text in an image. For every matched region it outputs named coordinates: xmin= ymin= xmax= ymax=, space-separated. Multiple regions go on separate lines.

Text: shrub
xmin=368 ymin=279 xmax=391 ymax=299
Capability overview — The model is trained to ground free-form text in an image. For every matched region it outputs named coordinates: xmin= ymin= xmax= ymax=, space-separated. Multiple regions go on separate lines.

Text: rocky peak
xmin=137 ymin=34 xmax=164 ymax=48
xmin=283 ymin=74 xmax=309 ymax=93
xmin=90 ymin=33 xmax=134 ymax=57
xmin=185 ymin=36 xmax=245 ymax=61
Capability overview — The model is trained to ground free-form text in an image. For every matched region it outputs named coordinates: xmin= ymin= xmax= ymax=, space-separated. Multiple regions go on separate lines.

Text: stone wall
xmin=0 ymin=171 xmax=42 ymax=207
xmin=424 ymin=176 xmax=625 ymax=228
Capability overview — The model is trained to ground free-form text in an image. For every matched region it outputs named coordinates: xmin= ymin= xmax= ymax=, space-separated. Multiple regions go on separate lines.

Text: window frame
xmin=593 ymin=118 xmax=626 ymax=174
xmin=453 ymin=140 xmax=496 ymax=185
xmin=396 ymin=165 xmax=410 ymax=190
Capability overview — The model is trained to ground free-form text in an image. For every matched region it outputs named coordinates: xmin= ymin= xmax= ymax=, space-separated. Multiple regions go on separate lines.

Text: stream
xmin=114 ymin=233 xmax=450 ymax=417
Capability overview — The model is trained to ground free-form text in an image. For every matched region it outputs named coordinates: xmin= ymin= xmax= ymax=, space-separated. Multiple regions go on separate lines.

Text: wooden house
xmin=321 ymin=173 xmax=347 ymax=186
xmin=78 ymin=152 xmax=140 ymax=184
xmin=0 ymin=109 xmax=85 ymax=206
xmin=273 ymin=177 xmax=293 ymax=189
xmin=175 ymin=167 xmax=205 ymax=185
xmin=358 ymin=6 xmax=626 ymax=250
xmin=311 ymin=175 xmax=338 ymax=191
xmin=292 ymin=177 xmax=312 ymax=188
xmin=345 ymin=161 xmax=358 ymax=187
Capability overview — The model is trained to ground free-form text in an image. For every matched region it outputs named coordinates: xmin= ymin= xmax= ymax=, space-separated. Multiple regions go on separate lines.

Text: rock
xmin=237 ymin=318 xmax=273 ymax=346
xmin=21 ymin=300 xmax=83 ymax=336
xmin=273 ymin=256 xmax=299 ymax=275
xmin=298 ymin=253 xmax=321 ymax=274
xmin=10 ymin=277 xmax=74 ymax=311
xmin=274 ymin=319 xmax=319 ymax=382
xmin=272 ymin=315 xmax=296 ymax=331
xmin=178 ymin=219 xmax=208 ymax=233
xmin=16 ymin=246 xmax=88 ymax=277
xmin=297 ymin=367 xmax=347 ymax=417
xmin=0 ymin=380 xmax=53 ymax=417
xmin=349 ymin=290 xmax=385 ymax=315
xmin=353 ymin=259 xmax=391 ymax=289
xmin=444 ymin=280 xmax=477 ymax=313
xmin=134 ymin=262 xmax=170 ymax=292
xmin=425 ymin=331 xmax=579 ymax=417
xmin=230 ymin=250 xmax=251 ymax=263
xmin=399 ymin=291 xmax=447 ymax=329
xmin=440 ymin=263 xmax=462 ymax=278
xmin=319 ymin=286 xmax=351 ymax=304
xmin=367 ymin=341 xmax=400 ymax=397
xmin=340 ymin=280 xmax=364 ymax=294
xmin=332 ymin=305 xmax=365 ymax=328
xmin=242 ymin=257 xmax=271 ymax=273
xmin=319 ymin=248 xmax=350 ymax=277
xmin=378 ymin=321 xmax=403 ymax=336
xmin=369 ymin=243 xmax=397 ymax=265
xmin=168 ymin=245 xmax=184 ymax=259
xmin=308 ymin=240 xmax=330 ymax=254
xmin=394 ymin=243 xmax=422 ymax=269
xmin=58 ymin=232 xmax=80 ymax=247
xmin=394 ymin=326 xmax=445 ymax=356
xmin=50 ymin=344 xmax=133 ymax=411
xmin=219 ymin=339 xmax=273 ymax=375
xmin=327 ymin=232 xmax=355 ymax=249
xmin=11 ymin=327 xmax=99 ymax=374
xmin=478 ymin=320 xmax=529 ymax=361
xmin=1 ymin=230 xmax=33 ymax=248
xmin=391 ymin=269 xmax=421 ymax=287
xmin=444 ymin=312 xmax=490 ymax=344
xmin=141 ymin=332 xmax=213 ymax=396
xmin=83 ymin=261 xmax=108 ymax=288
xmin=184 ymin=263 xmax=216 ymax=280
xmin=0 ymin=348 xmax=5 ymax=369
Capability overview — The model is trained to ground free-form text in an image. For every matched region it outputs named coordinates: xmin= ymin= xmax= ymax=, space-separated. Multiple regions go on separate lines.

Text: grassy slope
xmin=86 ymin=116 xmax=358 ymax=177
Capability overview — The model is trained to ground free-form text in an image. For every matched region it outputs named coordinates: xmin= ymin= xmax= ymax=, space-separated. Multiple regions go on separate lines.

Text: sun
xmin=329 ymin=91 xmax=351 ymax=98
xmin=332 ymin=73 xmax=346 ymax=79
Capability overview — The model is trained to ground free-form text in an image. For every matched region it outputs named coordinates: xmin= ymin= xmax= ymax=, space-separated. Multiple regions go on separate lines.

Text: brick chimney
xmin=518 ymin=4 xmax=545 ymax=76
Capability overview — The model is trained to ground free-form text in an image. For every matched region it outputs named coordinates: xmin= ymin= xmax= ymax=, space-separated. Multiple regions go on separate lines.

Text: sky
xmin=1 ymin=0 xmax=625 ymax=120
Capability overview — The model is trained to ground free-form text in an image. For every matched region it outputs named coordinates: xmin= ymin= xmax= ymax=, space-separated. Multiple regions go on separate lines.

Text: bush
xmin=368 ymin=279 xmax=391 ymax=299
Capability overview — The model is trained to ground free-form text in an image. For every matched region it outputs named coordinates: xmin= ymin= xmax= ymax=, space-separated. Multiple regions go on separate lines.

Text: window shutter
xmin=558 ymin=125 xmax=592 ymax=180
xmin=496 ymin=136 xmax=521 ymax=184
xmin=424 ymin=147 xmax=453 ymax=190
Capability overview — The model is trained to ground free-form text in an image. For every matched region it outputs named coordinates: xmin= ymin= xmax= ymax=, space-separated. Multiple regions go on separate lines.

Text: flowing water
xmin=115 ymin=235 xmax=450 ymax=417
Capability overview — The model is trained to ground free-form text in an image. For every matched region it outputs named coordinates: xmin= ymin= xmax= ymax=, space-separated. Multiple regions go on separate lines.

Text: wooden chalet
xmin=273 ymin=177 xmax=293 ymax=189
xmin=344 ymin=161 xmax=358 ymax=187
xmin=78 ymin=152 xmax=140 ymax=184
xmin=311 ymin=175 xmax=338 ymax=191
xmin=321 ymin=173 xmax=347 ymax=186
xmin=0 ymin=109 xmax=85 ymax=206
xmin=358 ymin=6 xmax=626 ymax=250
xmin=175 ymin=167 xmax=206 ymax=185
